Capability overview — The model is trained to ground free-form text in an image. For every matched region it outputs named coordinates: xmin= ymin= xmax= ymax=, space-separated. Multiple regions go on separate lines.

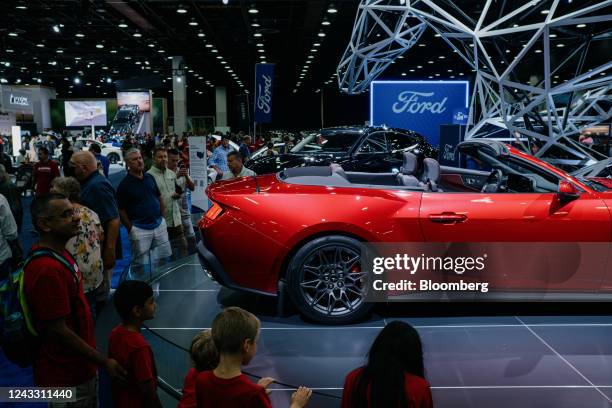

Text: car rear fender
xmin=273 ymin=223 xmax=376 ymax=281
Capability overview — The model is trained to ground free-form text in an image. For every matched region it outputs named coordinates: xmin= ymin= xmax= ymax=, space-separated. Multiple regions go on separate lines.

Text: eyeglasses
xmin=45 ymin=208 xmax=78 ymax=219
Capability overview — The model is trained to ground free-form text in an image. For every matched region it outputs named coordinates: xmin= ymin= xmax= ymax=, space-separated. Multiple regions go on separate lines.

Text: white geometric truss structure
xmin=338 ymin=0 xmax=612 ymax=169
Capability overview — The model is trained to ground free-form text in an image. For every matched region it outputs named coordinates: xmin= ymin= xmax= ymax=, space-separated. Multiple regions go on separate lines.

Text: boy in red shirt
xmin=108 ymin=280 xmax=161 ymax=408
xmin=178 ymin=329 xmax=219 ymax=408
xmin=196 ymin=306 xmax=312 ymax=408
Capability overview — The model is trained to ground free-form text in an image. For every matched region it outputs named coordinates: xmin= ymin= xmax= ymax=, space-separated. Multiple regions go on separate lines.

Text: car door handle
xmin=429 ymin=212 xmax=468 ymax=224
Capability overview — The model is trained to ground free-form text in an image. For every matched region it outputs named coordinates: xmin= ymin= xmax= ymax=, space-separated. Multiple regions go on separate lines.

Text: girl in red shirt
xmin=341 ymin=321 xmax=433 ymax=408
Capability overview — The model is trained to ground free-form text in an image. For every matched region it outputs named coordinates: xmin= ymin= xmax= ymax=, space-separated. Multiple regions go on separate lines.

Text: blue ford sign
xmin=254 ymin=63 xmax=275 ymax=124
xmin=370 ymin=80 xmax=470 ymax=146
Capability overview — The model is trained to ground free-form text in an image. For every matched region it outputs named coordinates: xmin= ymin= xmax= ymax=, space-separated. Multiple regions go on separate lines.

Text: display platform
xmin=95 ymin=255 xmax=612 ymax=408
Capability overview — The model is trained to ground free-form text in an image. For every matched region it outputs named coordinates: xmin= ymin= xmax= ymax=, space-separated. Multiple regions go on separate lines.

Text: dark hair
xmin=243 ymin=135 xmax=251 ymax=142
xmin=38 ymin=147 xmax=50 ymax=155
xmin=190 ymin=330 xmax=220 ymax=372
xmin=267 ymin=142 xmax=274 ymax=149
xmin=167 ymin=148 xmax=180 ymax=156
xmin=153 ymin=145 xmax=167 ymax=156
xmin=30 ymin=193 xmax=68 ymax=232
xmin=89 ymin=143 xmax=101 ymax=154
xmin=113 ymin=280 xmax=154 ymax=321
xmin=227 ymin=151 xmax=241 ymax=161
xmin=350 ymin=321 xmax=424 ymax=408
xmin=211 ymin=307 xmax=260 ymax=354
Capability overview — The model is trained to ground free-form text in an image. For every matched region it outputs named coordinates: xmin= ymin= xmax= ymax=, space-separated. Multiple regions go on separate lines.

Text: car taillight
xmin=204 ymin=202 xmax=224 ymax=222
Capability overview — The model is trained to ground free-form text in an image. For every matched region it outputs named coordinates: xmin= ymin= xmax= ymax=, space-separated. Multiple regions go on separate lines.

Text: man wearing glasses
xmin=23 ymin=193 xmax=127 ymax=405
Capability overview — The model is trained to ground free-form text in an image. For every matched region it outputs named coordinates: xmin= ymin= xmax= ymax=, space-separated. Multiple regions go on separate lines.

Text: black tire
xmin=107 ymin=153 xmax=119 ymax=164
xmin=286 ymin=235 xmax=373 ymax=324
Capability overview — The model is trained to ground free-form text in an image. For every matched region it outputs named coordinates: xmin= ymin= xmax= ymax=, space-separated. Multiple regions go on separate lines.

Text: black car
xmin=249 ymin=126 xmax=438 ymax=175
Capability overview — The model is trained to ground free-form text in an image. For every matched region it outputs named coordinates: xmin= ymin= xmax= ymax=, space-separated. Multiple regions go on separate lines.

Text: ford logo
xmin=392 ymin=91 xmax=447 ymax=114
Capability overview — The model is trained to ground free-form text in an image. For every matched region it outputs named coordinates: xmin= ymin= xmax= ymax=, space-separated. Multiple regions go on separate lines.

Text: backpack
xmin=0 ymin=249 xmax=77 ymax=367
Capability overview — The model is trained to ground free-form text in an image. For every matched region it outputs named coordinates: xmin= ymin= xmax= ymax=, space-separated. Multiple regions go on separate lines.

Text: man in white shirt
xmin=213 ymin=151 xmax=256 ymax=181
xmin=0 ymin=193 xmax=20 ymax=280
xmin=147 ymin=146 xmax=187 ymax=259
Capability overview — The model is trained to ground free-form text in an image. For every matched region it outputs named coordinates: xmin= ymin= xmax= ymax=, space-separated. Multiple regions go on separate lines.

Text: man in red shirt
xmin=23 ymin=193 xmax=126 ymax=405
xmin=33 ymin=147 xmax=60 ymax=197
xmin=109 ymin=280 xmax=161 ymax=408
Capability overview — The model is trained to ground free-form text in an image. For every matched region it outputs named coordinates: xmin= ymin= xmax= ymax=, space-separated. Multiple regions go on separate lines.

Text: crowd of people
xmin=1 ymin=130 xmax=433 ymax=407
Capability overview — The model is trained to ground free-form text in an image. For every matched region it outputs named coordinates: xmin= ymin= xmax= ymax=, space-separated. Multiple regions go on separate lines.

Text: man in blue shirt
xmin=116 ymin=148 xmax=171 ymax=272
xmin=89 ymin=143 xmax=110 ymax=178
xmin=209 ymin=135 xmax=234 ymax=172
xmin=239 ymin=135 xmax=252 ymax=163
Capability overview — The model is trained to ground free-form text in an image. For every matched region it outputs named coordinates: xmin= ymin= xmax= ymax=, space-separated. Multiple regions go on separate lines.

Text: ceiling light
xmin=8 ymin=32 xmax=18 ymax=37
xmin=535 ymin=49 xmax=542 ymax=53
xmin=541 ymin=9 xmax=549 ymax=14
xmin=177 ymin=77 xmax=182 ymax=82
xmin=189 ymin=20 xmax=198 ymax=26
xmin=96 ymin=44 xmax=104 ymax=48
xmin=327 ymin=5 xmax=338 ymax=13
xmin=177 ymin=6 xmax=187 ymax=13
xmin=254 ymin=33 xmax=262 ymax=37
xmin=438 ymin=56 xmax=445 ymax=59
xmin=248 ymin=5 xmax=258 ymax=14
xmin=56 ymin=49 xmax=64 ymax=54
xmin=158 ymin=50 xmax=165 ymax=53
xmin=557 ymin=43 xmax=565 ymax=47
xmin=211 ymin=49 xmax=218 ymax=53
xmin=256 ymin=43 xmax=264 ymax=47
xmin=222 ymin=0 xmax=229 ymax=5
xmin=106 ymin=77 xmax=112 ymax=83
xmin=258 ymin=49 xmax=265 ymax=53
xmin=251 ymin=22 xmax=260 ymax=27
xmin=52 ymin=25 xmax=60 ymax=33
xmin=76 ymin=33 xmax=85 ymax=38
xmin=0 ymin=78 xmax=7 ymax=83
xmin=322 ymin=20 xmax=331 ymax=26
xmin=549 ymin=33 xmax=557 ymax=38
xmin=74 ymin=77 xmax=81 ymax=84
xmin=576 ymin=24 xmax=586 ymax=28
xmin=318 ymin=32 xmax=326 ymax=37
xmin=124 ymin=56 xmax=132 ymax=60
xmin=205 ymin=44 xmax=213 ymax=48
xmin=118 ymin=23 xmax=128 ymax=28
xmin=418 ymin=43 xmax=426 ymax=47
xmin=401 ymin=72 xmax=407 ymax=76
xmin=148 ymin=43 xmax=155 ymax=47
xmin=36 ymin=43 xmax=45 ymax=48
xmin=133 ymin=33 xmax=142 ymax=37
xmin=313 ymin=43 xmax=321 ymax=47
xmin=15 ymin=4 xmax=27 ymax=9
xmin=198 ymin=32 xmax=205 ymax=37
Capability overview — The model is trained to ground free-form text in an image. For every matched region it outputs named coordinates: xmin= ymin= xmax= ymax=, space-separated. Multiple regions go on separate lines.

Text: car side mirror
xmin=558 ymin=180 xmax=581 ymax=204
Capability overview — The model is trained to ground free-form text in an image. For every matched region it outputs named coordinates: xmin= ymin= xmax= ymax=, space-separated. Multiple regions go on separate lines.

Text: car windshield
xmin=290 ymin=131 xmax=362 ymax=153
xmin=575 ymin=176 xmax=610 ymax=192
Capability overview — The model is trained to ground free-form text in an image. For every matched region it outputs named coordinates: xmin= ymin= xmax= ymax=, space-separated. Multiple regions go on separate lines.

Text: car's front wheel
xmin=286 ymin=235 xmax=372 ymax=324
xmin=107 ymin=153 xmax=119 ymax=164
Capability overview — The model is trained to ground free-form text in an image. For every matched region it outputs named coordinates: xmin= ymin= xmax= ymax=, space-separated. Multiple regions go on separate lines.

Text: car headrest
xmin=422 ymin=158 xmax=440 ymax=182
xmin=330 ymin=163 xmax=347 ymax=180
xmin=401 ymin=152 xmax=418 ymax=175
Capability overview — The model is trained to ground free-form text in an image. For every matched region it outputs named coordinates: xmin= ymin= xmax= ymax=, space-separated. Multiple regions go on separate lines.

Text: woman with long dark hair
xmin=341 ymin=321 xmax=433 ymax=408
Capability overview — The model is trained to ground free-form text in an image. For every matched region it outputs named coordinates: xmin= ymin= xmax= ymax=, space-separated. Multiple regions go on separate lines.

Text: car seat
xmin=396 ymin=152 xmax=420 ymax=187
xmin=330 ymin=163 xmax=349 ymax=181
xmin=420 ymin=158 xmax=441 ymax=192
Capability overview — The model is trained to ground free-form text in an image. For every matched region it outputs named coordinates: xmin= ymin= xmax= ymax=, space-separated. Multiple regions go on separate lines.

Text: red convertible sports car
xmin=197 ymin=140 xmax=612 ymax=324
